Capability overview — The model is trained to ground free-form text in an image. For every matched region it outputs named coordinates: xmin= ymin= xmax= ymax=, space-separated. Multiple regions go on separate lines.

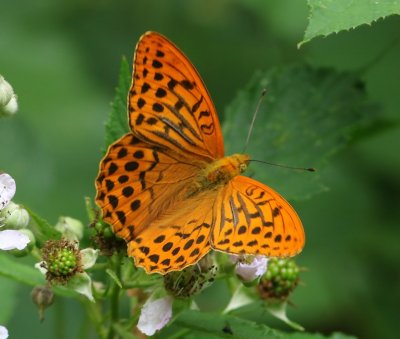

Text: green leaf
xmin=112 ymin=323 xmax=137 ymax=339
xmin=104 ymin=57 xmax=131 ymax=149
xmin=0 ymin=252 xmax=44 ymax=285
xmin=300 ymin=0 xmax=400 ymax=46
xmin=175 ymin=310 xmax=280 ymax=338
xmin=106 ymin=268 xmax=123 ymax=288
xmin=25 ymin=207 xmax=60 ymax=245
xmin=0 ymin=276 xmax=18 ymax=322
xmin=223 ymin=65 xmax=379 ymax=200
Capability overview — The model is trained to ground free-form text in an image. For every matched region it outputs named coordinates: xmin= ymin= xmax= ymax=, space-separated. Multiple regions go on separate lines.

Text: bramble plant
xmin=1 ymin=2 xmax=398 ymax=337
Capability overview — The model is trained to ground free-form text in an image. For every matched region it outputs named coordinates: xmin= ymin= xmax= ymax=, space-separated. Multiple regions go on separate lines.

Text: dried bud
xmin=31 ymin=285 xmax=54 ymax=322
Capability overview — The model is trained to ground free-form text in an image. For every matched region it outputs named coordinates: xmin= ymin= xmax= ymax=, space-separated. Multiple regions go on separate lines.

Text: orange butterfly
xmin=96 ymin=32 xmax=305 ymax=274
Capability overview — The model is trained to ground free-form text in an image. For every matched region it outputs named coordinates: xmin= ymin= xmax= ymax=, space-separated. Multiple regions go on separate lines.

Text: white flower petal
xmin=80 ymin=248 xmax=99 ymax=269
xmin=235 ymin=255 xmax=268 ymax=282
xmin=68 ymin=272 xmax=94 ymax=302
xmin=0 ymin=325 xmax=9 ymax=339
xmin=0 ymin=173 xmax=16 ymax=211
xmin=0 ymin=229 xmax=30 ymax=250
xmin=34 ymin=261 xmax=48 ymax=275
xmin=137 ymin=296 xmax=173 ymax=336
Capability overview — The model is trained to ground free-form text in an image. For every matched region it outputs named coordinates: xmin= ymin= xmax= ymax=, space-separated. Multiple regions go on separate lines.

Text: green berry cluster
xmin=258 ymin=258 xmax=300 ymax=300
xmin=48 ymin=248 xmax=77 ymax=276
xmin=41 ymin=239 xmax=82 ymax=284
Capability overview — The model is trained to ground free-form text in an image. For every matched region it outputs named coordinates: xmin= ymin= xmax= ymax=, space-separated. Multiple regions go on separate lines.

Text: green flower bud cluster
xmin=258 ymin=258 xmax=300 ymax=300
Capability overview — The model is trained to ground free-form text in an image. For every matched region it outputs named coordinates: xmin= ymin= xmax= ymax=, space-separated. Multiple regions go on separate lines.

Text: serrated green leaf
xmin=300 ymin=0 xmax=400 ymax=46
xmin=223 ymin=65 xmax=379 ymax=201
xmin=26 ymin=207 xmax=61 ymax=244
xmin=175 ymin=310 xmax=280 ymax=338
xmin=104 ymin=57 xmax=131 ymax=148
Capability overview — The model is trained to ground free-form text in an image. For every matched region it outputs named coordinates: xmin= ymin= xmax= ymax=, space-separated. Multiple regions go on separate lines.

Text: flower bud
xmin=31 ymin=285 xmax=54 ymax=322
xmin=0 ymin=201 xmax=29 ymax=229
xmin=0 ymin=76 xmax=18 ymax=116
xmin=55 ymin=216 xmax=83 ymax=240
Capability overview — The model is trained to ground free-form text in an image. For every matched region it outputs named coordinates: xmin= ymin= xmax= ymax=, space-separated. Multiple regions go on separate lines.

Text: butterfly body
xmin=96 ymin=32 xmax=305 ymax=274
xmin=188 ymin=153 xmax=249 ymax=197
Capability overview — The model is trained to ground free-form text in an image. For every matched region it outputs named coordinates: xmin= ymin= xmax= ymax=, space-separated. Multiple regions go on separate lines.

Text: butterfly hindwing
xmin=127 ymin=191 xmax=217 ymax=274
xmin=128 ymin=32 xmax=224 ymax=161
xmin=211 ymin=175 xmax=305 ymax=257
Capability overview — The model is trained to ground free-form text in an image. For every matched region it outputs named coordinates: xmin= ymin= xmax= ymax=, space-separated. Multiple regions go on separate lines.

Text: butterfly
xmin=95 ymin=32 xmax=305 ymax=274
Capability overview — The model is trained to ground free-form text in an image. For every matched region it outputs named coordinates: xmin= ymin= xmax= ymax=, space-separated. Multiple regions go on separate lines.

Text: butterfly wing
xmin=127 ymin=190 xmax=217 ymax=274
xmin=211 ymin=176 xmax=305 ymax=257
xmin=128 ymin=31 xmax=224 ymax=161
xmin=96 ymin=133 xmax=201 ymax=243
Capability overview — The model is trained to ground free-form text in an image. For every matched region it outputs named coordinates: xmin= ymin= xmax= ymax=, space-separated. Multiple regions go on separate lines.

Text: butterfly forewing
xmin=96 ymin=133 xmax=200 ymax=242
xmin=129 ymin=32 xmax=224 ymax=161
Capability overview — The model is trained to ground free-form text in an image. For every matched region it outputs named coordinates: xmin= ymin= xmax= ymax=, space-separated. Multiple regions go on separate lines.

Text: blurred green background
xmin=1 ymin=0 xmax=399 ymax=338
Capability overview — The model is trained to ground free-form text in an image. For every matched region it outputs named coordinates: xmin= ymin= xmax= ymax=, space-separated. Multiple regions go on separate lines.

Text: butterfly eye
xmin=239 ymin=163 xmax=247 ymax=173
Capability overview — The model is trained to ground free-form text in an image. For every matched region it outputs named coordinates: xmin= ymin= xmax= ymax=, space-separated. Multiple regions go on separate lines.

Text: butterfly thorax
xmin=187 ymin=154 xmax=250 ymax=197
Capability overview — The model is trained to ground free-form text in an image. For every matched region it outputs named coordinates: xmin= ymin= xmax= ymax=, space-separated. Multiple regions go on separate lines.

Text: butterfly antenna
xmin=249 ymin=159 xmax=316 ymax=172
xmin=243 ymin=89 xmax=267 ymax=153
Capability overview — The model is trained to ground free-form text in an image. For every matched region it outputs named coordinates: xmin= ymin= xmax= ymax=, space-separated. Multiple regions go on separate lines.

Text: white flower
xmin=55 ymin=216 xmax=83 ymax=240
xmin=137 ymin=296 xmax=173 ymax=336
xmin=0 ymin=173 xmax=16 ymax=211
xmin=0 ymin=76 xmax=18 ymax=116
xmin=230 ymin=255 xmax=268 ymax=282
xmin=0 ymin=229 xmax=30 ymax=250
xmin=0 ymin=325 xmax=8 ymax=339
xmin=35 ymin=247 xmax=99 ymax=302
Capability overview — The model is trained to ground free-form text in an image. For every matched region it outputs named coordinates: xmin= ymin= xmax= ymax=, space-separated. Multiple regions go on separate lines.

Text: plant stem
xmin=107 ymin=254 xmax=122 ymax=339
